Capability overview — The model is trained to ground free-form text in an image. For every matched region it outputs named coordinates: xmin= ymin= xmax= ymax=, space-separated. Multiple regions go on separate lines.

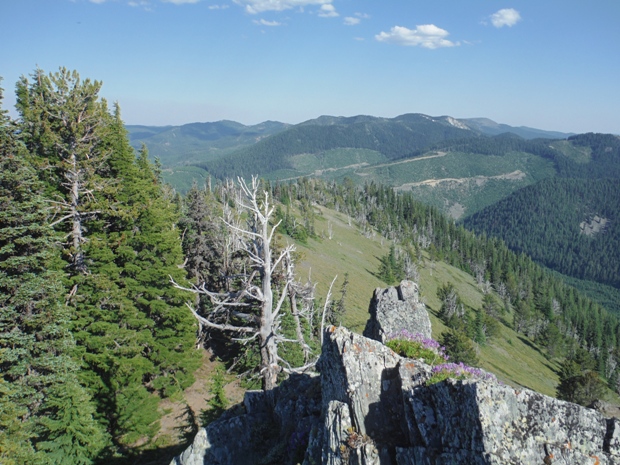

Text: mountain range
xmin=128 ymin=113 xmax=620 ymax=316
xmin=127 ymin=113 xmax=573 ymax=170
xmin=126 ymin=113 xmax=591 ymax=218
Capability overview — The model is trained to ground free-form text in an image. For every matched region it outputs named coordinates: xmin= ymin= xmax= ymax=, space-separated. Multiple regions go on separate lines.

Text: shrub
xmin=438 ymin=329 xmax=479 ymax=366
xmin=386 ymin=330 xmax=448 ymax=365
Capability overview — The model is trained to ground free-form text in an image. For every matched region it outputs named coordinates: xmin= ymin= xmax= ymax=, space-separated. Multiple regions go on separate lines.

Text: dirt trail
xmin=366 ymin=151 xmax=447 ymax=170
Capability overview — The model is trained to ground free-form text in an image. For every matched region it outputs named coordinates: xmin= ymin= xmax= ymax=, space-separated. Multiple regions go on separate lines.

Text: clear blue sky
xmin=1 ymin=0 xmax=619 ymax=134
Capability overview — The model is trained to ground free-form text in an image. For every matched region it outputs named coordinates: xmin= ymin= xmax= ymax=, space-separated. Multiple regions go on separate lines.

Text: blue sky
xmin=1 ymin=0 xmax=619 ymax=134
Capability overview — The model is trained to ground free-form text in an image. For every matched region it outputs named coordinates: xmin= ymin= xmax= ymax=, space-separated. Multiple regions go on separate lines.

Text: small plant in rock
xmin=386 ymin=330 xmax=448 ymax=365
xmin=200 ymin=365 xmax=229 ymax=426
xmin=427 ymin=362 xmax=498 ymax=386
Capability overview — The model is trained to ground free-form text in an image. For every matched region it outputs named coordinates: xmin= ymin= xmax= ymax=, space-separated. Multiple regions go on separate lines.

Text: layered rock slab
xmin=322 ymin=326 xmax=618 ymax=464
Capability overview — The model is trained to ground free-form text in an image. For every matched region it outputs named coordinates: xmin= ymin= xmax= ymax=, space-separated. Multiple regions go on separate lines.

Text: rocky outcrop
xmin=170 ymin=373 xmax=322 ymax=465
xmin=171 ymin=281 xmax=619 ymax=465
xmin=363 ymin=280 xmax=431 ymax=343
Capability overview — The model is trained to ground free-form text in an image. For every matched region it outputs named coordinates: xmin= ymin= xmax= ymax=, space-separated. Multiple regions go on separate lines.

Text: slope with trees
xmin=463 ymin=177 xmax=620 ymax=311
xmin=263 ymin=177 xmax=620 ymax=403
xmin=199 ymin=114 xmax=478 ymax=180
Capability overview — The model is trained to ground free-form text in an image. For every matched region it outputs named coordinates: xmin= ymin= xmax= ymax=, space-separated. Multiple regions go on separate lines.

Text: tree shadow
xmin=104 ymin=444 xmax=187 ymax=465
xmin=517 ymin=335 xmax=546 ymax=358
xmin=104 ymin=404 xmax=200 ymax=465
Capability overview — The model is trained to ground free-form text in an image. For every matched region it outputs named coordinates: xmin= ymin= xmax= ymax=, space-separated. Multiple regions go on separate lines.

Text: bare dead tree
xmin=284 ymin=253 xmax=316 ymax=364
xmin=172 ymin=176 xmax=318 ymax=391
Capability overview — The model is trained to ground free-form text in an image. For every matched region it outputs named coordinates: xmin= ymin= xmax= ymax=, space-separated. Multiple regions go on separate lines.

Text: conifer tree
xmin=0 ymin=83 xmax=108 ymax=464
xmin=70 ymin=110 xmax=201 ymax=447
xmin=16 ymin=69 xmax=200 ymax=451
xmin=16 ymin=67 xmax=111 ymax=274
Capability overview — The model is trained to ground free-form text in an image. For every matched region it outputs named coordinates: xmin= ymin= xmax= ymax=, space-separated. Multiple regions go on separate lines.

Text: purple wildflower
xmin=386 ymin=330 xmax=448 ymax=361
xmin=431 ymin=362 xmax=497 ymax=383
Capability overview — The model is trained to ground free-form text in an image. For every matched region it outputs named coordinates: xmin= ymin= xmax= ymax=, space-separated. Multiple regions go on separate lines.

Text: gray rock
xmin=363 ymin=280 xmax=431 ymax=343
xmin=170 ymin=373 xmax=321 ymax=465
xmin=171 ymin=281 xmax=619 ymax=465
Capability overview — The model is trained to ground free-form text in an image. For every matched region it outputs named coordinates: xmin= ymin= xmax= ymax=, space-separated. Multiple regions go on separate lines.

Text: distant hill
xmin=127 ymin=113 xmax=572 ymax=171
xmin=126 ymin=120 xmax=290 ymax=166
xmin=129 ymin=116 xmax=615 ymax=224
xmin=199 ymin=113 xmax=480 ymax=180
xmin=461 ymin=117 xmax=574 ymax=140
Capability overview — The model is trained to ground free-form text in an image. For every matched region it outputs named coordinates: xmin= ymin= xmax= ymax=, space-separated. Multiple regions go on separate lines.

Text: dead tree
xmin=172 ymin=176 xmax=317 ymax=391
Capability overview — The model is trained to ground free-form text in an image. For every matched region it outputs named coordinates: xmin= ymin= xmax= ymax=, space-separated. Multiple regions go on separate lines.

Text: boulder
xmin=363 ymin=280 xmax=431 ymax=343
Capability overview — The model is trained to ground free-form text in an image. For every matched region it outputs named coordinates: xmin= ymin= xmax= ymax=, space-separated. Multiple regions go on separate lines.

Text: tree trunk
xmin=69 ymin=149 xmax=85 ymax=272
xmin=259 ymin=213 xmax=279 ymax=391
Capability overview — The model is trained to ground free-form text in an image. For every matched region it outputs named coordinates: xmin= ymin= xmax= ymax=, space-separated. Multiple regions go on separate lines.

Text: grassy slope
xmin=296 ymin=205 xmax=560 ymax=396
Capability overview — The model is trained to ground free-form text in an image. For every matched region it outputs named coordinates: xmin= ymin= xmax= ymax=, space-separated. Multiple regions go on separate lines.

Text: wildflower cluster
xmin=427 ymin=362 xmax=498 ymax=386
xmin=386 ymin=330 xmax=448 ymax=365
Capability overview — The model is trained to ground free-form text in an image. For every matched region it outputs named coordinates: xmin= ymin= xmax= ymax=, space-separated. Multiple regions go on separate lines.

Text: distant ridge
xmin=126 ymin=120 xmax=290 ymax=166
xmin=461 ymin=117 xmax=574 ymax=140
xmin=126 ymin=113 xmax=574 ymax=169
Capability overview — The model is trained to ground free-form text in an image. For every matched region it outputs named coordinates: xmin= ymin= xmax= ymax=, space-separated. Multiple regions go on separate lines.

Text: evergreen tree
xmin=179 ymin=182 xmax=226 ymax=290
xmin=0 ymin=84 xmax=108 ymax=463
xmin=200 ymin=365 xmax=229 ymax=426
xmin=557 ymin=357 xmax=606 ymax=407
xmin=378 ymin=244 xmax=403 ymax=284
xmin=439 ymin=330 xmax=479 ymax=366
xmin=16 ymin=69 xmax=200 ymax=452
xmin=16 ymin=67 xmax=111 ymax=274
xmin=71 ymin=112 xmax=201 ymax=448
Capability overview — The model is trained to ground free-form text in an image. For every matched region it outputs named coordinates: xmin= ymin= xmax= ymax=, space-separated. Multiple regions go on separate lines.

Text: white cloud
xmin=233 ymin=0 xmax=332 ymax=15
xmin=375 ymin=24 xmax=459 ymax=49
xmin=253 ymin=18 xmax=282 ymax=26
xmin=490 ymin=8 xmax=521 ymax=28
xmin=344 ymin=12 xmax=369 ymax=26
xmin=162 ymin=0 xmax=200 ymax=3
xmin=318 ymin=4 xmax=338 ymax=18
xmin=208 ymin=4 xmax=229 ymax=9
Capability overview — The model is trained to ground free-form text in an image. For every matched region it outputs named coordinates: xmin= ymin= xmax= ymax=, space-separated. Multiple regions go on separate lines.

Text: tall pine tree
xmin=0 ymin=81 xmax=108 ymax=464
xmin=16 ymin=68 xmax=200 ymax=453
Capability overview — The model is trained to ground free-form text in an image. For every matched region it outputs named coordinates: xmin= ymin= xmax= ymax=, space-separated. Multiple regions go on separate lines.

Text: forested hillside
xmin=199 ymin=114 xmax=478 ymax=179
xmin=464 ymin=178 xmax=620 ymax=286
xmin=126 ymin=120 xmax=289 ymax=166
xmin=464 ymin=177 xmax=620 ymax=312
xmin=263 ymin=178 xmax=620 ymax=398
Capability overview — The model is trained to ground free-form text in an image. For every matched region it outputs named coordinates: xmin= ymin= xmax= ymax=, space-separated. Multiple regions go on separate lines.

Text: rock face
xmin=171 ymin=281 xmax=619 ymax=465
xmin=363 ymin=280 xmax=431 ymax=343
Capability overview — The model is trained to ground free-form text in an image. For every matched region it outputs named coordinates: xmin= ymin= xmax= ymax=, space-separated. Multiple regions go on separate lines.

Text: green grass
xmin=293 ymin=203 xmax=561 ymax=396
xmin=263 ymin=149 xmax=388 ymax=182
xmin=355 ymin=151 xmax=554 ymax=185
xmin=161 ymin=148 xmax=558 ymax=220
xmin=289 ymin=148 xmax=387 ymax=173
xmin=294 ymin=205 xmax=387 ymax=332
